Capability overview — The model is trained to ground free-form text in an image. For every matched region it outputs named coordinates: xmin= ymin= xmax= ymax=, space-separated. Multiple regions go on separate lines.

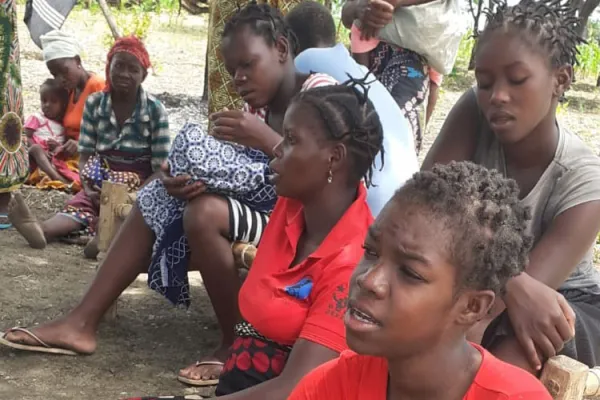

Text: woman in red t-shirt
xmin=289 ymin=162 xmax=553 ymax=400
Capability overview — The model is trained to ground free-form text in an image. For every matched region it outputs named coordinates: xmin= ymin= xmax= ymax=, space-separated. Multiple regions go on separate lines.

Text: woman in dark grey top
xmin=423 ymin=0 xmax=600 ymax=373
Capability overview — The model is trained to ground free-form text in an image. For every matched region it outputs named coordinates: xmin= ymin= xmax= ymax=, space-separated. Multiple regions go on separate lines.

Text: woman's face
xmin=474 ymin=32 xmax=569 ymax=145
xmin=269 ymin=101 xmax=339 ymax=200
xmin=46 ymin=57 xmax=82 ymax=91
xmin=221 ymin=26 xmax=288 ymax=110
xmin=109 ymin=52 xmax=146 ymax=95
xmin=345 ymin=199 xmax=483 ymax=359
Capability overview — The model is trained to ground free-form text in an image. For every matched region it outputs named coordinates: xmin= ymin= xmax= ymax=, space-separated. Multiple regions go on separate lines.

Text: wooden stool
xmin=97 ymin=181 xmax=259 ymax=320
xmin=541 ymin=355 xmax=600 ymax=399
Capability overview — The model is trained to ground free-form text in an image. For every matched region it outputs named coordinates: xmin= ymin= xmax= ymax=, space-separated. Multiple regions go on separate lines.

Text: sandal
xmin=0 ymin=327 xmax=79 ymax=356
xmin=177 ymin=360 xmax=224 ymax=386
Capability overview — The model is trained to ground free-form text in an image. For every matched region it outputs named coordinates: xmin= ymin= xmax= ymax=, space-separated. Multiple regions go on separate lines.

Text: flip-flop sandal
xmin=0 ymin=214 xmax=12 ymax=230
xmin=177 ymin=360 xmax=224 ymax=386
xmin=0 ymin=327 xmax=79 ymax=356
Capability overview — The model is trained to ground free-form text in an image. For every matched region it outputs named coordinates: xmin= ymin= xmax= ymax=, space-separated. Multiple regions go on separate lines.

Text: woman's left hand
xmin=58 ymin=139 xmax=78 ymax=157
xmin=359 ymin=0 xmax=394 ymax=31
xmin=210 ymin=108 xmax=279 ymax=152
xmin=503 ymin=273 xmax=576 ymax=371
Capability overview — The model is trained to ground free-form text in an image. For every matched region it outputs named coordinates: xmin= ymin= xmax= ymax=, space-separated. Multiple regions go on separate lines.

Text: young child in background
xmin=24 ymin=78 xmax=69 ymax=183
xmin=8 ymin=36 xmax=170 ymax=250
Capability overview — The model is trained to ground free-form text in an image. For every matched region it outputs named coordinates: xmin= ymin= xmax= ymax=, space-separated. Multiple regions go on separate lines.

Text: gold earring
xmin=327 ymin=168 xmax=333 ymax=184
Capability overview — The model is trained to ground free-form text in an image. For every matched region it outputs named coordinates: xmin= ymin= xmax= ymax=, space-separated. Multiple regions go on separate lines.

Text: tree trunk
xmin=575 ymin=0 xmax=600 ymax=39
xmin=468 ymin=36 xmax=478 ymax=71
xmin=596 ymin=72 xmax=600 ymax=87
xmin=202 ymin=46 xmax=209 ymax=101
xmin=97 ymin=0 xmax=121 ymax=39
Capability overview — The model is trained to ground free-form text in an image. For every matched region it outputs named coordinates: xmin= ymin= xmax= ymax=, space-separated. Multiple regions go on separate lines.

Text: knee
xmin=183 ymin=194 xmax=229 ymax=238
xmin=28 ymin=144 xmax=44 ymax=156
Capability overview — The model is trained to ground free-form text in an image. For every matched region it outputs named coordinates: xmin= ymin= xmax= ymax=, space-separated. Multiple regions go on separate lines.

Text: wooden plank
xmin=97 ymin=181 xmax=130 ymax=320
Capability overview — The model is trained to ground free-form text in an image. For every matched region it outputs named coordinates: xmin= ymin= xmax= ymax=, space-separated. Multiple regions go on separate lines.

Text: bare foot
xmin=179 ymin=346 xmax=229 ymax=384
xmin=8 ymin=192 xmax=47 ymax=249
xmin=84 ymin=236 xmax=99 ymax=260
xmin=3 ymin=316 xmax=97 ymax=355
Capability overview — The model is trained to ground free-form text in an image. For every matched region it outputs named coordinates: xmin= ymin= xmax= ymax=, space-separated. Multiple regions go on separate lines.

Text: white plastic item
xmin=377 ymin=0 xmax=465 ymax=75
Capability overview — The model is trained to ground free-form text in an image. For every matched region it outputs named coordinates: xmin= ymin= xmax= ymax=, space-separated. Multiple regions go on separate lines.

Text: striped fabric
xmin=78 ymin=88 xmax=171 ymax=171
xmin=24 ymin=0 xmax=76 ymax=48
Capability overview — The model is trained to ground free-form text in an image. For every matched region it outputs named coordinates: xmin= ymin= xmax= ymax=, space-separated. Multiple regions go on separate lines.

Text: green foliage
xmin=577 ymin=41 xmax=600 ymax=80
xmin=102 ymin=7 xmax=153 ymax=49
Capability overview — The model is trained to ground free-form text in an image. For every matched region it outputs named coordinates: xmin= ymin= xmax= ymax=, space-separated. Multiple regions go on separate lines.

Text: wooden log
xmin=97 ymin=181 xmax=130 ymax=320
xmin=541 ymin=355 xmax=600 ymax=399
xmin=97 ymin=0 xmax=121 ymax=39
xmin=232 ymin=241 xmax=257 ymax=269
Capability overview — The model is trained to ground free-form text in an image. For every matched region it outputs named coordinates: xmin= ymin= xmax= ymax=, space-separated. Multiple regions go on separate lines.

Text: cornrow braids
xmin=396 ymin=161 xmax=533 ymax=295
xmin=222 ymin=1 xmax=298 ymax=55
xmin=479 ymin=0 xmax=584 ymax=68
xmin=291 ymin=74 xmax=384 ymax=188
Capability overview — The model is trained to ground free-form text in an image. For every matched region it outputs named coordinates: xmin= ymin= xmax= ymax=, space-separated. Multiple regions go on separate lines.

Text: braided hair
xmin=291 ymin=75 xmax=384 ymax=188
xmin=222 ymin=1 xmax=298 ymax=54
xmin=479 ymin=0 xmax=584 ymax=68
xmin=396 ymin=161 xmax=533 ymax=295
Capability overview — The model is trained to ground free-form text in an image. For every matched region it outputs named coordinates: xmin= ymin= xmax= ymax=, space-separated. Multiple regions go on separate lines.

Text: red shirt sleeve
xmin=288 ymin=357 xmax=342 ymax=400
xmin=299 ymin=248 xmax=360 ymax=353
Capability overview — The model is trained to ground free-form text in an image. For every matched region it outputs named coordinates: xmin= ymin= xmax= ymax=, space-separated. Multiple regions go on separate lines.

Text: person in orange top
xmin=28 ymin=30 xmax=105 ymax=191
xmin=289 ymin=162 xmax=553 ymax=400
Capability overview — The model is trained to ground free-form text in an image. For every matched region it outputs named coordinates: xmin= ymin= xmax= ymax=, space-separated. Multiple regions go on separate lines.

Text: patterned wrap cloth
xmin=0 ymin=0 xmax=28 ymax=194
xmin=138 ymin=123 xmax=276 ymax=306
xmin=60 ymin=150 xmax=151 ymax=235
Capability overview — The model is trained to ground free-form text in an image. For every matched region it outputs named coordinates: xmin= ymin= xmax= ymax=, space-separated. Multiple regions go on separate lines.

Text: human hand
xmin=57 ymin=139 xmax=78 ymax=157
xmin=359 ymin=0 xmax=394 ymax=31
xmin=210 ymin=108 xmax=277 ymax=150
xmin=84 ymin=182 xmax=101 ymax=208
xmin=504 ymin=273 xmax=576 ymax=371
xmin=46 ymin=138 xmax=59 ymax=152
xmin=160 ymin=162 xmax=206 ymax=201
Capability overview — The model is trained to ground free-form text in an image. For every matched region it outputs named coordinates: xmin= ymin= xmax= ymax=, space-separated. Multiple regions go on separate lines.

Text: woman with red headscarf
xmin=8 ymin=36 xmax=171 ymax=250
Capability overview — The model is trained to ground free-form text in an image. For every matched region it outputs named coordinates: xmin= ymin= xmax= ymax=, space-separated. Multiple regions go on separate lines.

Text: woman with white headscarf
xmin=27 ymin=30 xmax=105 ymax=192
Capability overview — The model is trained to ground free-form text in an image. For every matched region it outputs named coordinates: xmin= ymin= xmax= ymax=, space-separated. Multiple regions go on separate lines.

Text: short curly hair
xmin=395 ymin=161 xmax=533 ymax=295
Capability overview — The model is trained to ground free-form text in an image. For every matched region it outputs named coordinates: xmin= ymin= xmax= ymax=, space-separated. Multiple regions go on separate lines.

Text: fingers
xmin=210 ymin=110 xmax=242 ymax=121
xmin=163 ymin=175 xmax=205 ymax=201
xmin=517 ymin=335 xmax=543 ymax=371
xmin=557 ymin=295 xmax=576 ymax=337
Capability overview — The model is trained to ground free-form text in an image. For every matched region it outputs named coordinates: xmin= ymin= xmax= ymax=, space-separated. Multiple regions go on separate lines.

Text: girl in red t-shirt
xmin=289 ymin=162 xmax=552 ymax=400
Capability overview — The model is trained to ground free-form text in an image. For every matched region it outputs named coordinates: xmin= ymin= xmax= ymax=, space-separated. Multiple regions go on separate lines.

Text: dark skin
xmin=422 ymin=31 xmax=595 ymax=373
xmin=210 ymin=100 xmax=359 ymax=400
xmin=25 ymin=87 xmax=68 ymax=182
xmin=2 ymin=92 xmax=358 ymax=400
xmin=81 ymin=52 xmax=149 ymax=209
xmin=46 ymin=56 xmax=91 ymax=158
xmin=348 ymin=200 xmax=495 ymax=400
xmin=6 ymin=53 xmax=149 ymax=247
xmin=176 ymin=27 xmax=325 ymax=383
xmin=342 ymin=0 xmax=437 ymax=39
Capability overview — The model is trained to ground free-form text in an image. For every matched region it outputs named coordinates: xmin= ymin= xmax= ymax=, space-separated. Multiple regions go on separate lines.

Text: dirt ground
xmin=1 ymin=6 xmax=599 ymax=400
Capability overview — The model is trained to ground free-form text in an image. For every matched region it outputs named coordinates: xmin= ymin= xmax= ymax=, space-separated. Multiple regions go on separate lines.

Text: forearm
xmin=257 ymin=126 xmax=281 ymax=158
xmin=78 ymin=152 xmax=92 ymax=184
xmin=342 ymin=0 xmax=359 ymax=28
